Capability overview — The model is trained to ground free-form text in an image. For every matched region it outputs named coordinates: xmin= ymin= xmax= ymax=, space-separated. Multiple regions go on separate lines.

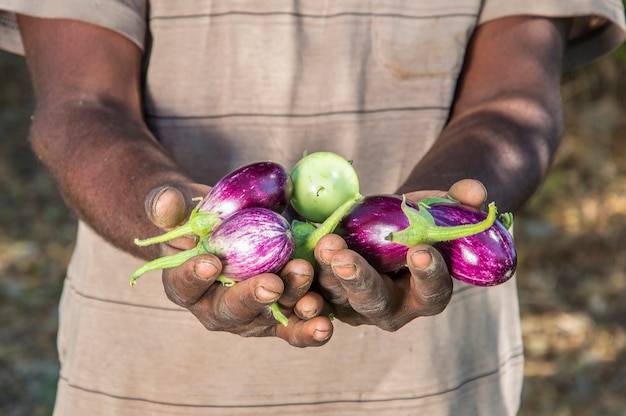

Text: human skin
xmin=17 ymin=14 xmax=567 ymax=345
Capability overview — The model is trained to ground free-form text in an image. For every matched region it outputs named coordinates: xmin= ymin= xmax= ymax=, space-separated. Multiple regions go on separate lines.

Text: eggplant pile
xmin=130 ymin=151 xmax=517 ymax=326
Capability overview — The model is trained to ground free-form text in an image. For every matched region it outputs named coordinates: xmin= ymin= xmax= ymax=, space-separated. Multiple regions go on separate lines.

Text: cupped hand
xmin=144 ymin=184 xmax=334 ymax=347
xmin=314 ymin=179 xmax=487 ymax=331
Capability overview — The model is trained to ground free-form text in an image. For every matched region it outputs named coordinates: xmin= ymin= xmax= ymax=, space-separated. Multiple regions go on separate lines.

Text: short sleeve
xmin=478 ymin=0 xmax=626 ymax=69
xmin=0 ymin=0 xmax=147 ymax=55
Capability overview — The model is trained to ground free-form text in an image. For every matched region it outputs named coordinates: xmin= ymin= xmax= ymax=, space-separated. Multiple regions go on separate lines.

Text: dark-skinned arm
xmin=400 ymin=16 xmax=569 ymax=214
xmin=19 ymin=16 xmax=191 ymax=261
xmin=17 ymin=16 xmax=333 ymax=347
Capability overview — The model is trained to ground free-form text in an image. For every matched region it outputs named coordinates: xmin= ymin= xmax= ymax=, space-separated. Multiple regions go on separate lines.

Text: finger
xmin=162 ymin=254 xmax=221 ymax=308
xmin=448 ymin=179 xmax=487 ymax=208
xmin=314 ymin=234 xmax=350 ymax=304
xmin=146 ymin=185 xmax=189 ymax=229
xmin=293 ymin=291 xmax=329 ymax=320
xmin=278 ymin=258 xmax=315 ymax=309
xmin=199 ymin=273 xmax=286 ymax=329
xmin=406 ymin=245 xmax=453 ymax=316
xmin=275 ymin=316 xmax=334 ymax=347
xmin=329 ymin=248 xmax=400 ymax=321
xmin=146 ymin=184 xmax=211 ymax=230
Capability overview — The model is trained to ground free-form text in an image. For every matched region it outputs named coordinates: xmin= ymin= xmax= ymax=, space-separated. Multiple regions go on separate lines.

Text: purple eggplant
xmin=428 ymin=203 xmax=516 ymax=286
xmin=335 ymin=195 xmax=418 ymax=272
xmin=203 ymin=207 xmax=295 ymax=281
xmin=335 ymin=194 xmax=515 ymax=286
xmin=134 ymin=161 xmax=293 ymax=247
xmin=199 ymin=161 xmax=293 ymax=219
xmin=130 ymin=207 xmax=294 ymax=283
xmin=206 ymin=207 xmax=295 ymax=326
xmin=130 ymin=207 xmax=295 ymax=325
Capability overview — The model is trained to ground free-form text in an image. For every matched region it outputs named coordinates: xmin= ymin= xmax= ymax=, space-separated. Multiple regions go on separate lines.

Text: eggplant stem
xmin=268 ymin=302 xmax=289 ymax=327
xmin=423 ymin=202 xmax=497 ymax=242
xmin=388 ymin=200 xmax=498 ymax=247
xmin=216 ymin=276 xmax=237 ymax=287
xmin=129 ymin=245 xmax=204 ymax=285
xmin=292 ymin=192 xmax=364 ymax=264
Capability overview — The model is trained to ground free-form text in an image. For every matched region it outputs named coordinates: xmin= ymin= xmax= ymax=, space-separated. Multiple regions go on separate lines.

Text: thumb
xmin=145 ymin=184 xmax=210 ymax=230
xmin=447 ymin=179 xmax=487 ymax=209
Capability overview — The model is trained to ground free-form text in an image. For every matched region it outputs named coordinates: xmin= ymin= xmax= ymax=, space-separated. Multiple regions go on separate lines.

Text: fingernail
xmin=320 ymin=249 xmax=338 ymax=265
xmin=193 ymin=261 xmax=218 ymax=280
xmin=147 ymin=186 xmax=171 ymax=219
xmin=255 ymin=286 xmax=280 ymax=302
xmin=148 ymin=186 xmax=187 ymax=228
xmin=286 ymin=272 xmax=311 ymax=290
xmin=313 ymin=329 xmax=331 ymax=342
xmin=300 ymin=307 xmax=319 ymax=319
xmin=410 ymin=250 xmax=433 ymax=271
xmin=332 ymin=263 xmax=357 ymax=280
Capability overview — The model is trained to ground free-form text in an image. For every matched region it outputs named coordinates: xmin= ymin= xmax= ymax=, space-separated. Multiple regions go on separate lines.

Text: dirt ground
xmin=1 ymin=44 xmax=625 ymax=416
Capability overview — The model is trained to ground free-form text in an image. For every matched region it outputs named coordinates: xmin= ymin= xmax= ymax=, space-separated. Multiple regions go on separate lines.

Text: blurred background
xmin=0 ymin=32 xmax=625 ymax=416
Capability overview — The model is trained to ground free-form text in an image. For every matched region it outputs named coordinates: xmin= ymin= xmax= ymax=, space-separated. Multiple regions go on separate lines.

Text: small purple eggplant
xmin=428 ymin=203 xmax=516 ymax=286
xmin=204 ymin=207 xmax=295 ymax=281
xmin=199 ymin=161 xmax=293 ymax=219
xmin=130 ymin=207 xmax=295 ymax=325
xmin=335 ymin=194 xmax=515 ymax=286
xmin=134 ymin=161 xmax=293 ymax=247
xmin=335 ymin=195 xmax=418 ymax=272
xmin=130 ymin=207 xmax=294 ymax=284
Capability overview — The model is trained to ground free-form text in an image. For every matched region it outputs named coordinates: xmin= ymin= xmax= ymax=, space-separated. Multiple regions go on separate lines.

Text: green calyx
xmin=129 ymin=199 xmax=222 ymax=284
xmin=499 ymin=212 xmax=514 ymax=230
xmin=133 ymin=199 xmax=221 ymax=247
xmin=387 ymin=196 xmax=498 ymax=247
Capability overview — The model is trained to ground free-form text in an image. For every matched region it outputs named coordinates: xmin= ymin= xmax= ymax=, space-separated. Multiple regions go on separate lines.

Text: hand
xmin=144 ymin=184 xmax=334 ymax=347
xmin=314 ymin=179 xmax=487 ymax=331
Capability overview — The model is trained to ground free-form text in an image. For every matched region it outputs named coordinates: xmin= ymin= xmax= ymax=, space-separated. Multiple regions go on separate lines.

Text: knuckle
xmin=165 ymin=288 xmax=195 ymax=308
xmin=216 ymin=302 xmax=252 ymax=327
xmin=163 ymin=278 xmax=196 ymax=308
xmin=418 ymin=289 xmax=452 ymax=316
xmin=379 ymin=320 xmax=404 ymax=332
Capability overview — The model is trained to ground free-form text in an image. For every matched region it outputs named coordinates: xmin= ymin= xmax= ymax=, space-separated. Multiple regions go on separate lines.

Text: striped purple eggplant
xmin=335 ymin=194 xmax=515 ymax=286
xmin=203 ymin=207 xmax=295 ymax=281
xmin=206 ymin=207 xmax=294 ymax=325
xmin=427 ymin=203 xmax=516 ymax=286
xmin=199 ymin=161 xmax=293 ymax=219
xmin=134 ymin=161 xmax=293 ymax=246
xmin=130 ymin=207 xmax=295 ymax=284
xmin=130 ymin=207 xmax=295 ymax=325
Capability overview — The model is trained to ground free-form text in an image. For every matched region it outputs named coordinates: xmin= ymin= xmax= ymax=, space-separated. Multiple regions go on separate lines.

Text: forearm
xmin=398 ymin=16 xmax=568 ymax=214
xmin=29 ymin=98 xmax=193 ymax=260
xmin=398 ymin=94 xmax=564 ymax=213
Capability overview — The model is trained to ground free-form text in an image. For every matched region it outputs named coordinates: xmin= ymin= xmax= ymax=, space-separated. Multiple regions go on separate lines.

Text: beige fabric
xmin=55 ymin=223 xmax=524 ymax=415
xmin=0 ymin=1 xmax=624 ymax=415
